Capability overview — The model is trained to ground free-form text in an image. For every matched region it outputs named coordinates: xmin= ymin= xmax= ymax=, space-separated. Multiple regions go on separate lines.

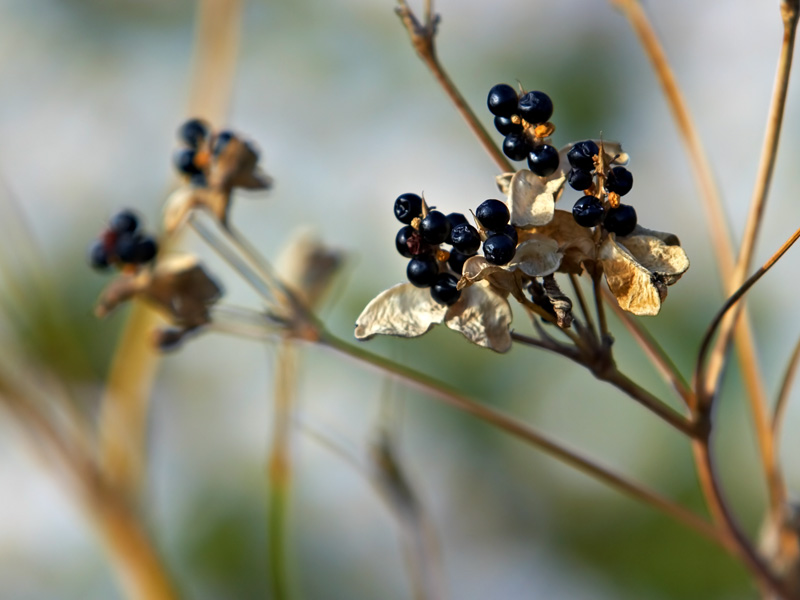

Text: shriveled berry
xmin=109 ymin=210 xmax=139 ymax=234
xmin=394 ymin=193 xmax=423 ymax=224
xmin=395 ymin=225 xmax=417 ymax=258
xmin=420 ymin=210 xmax=451 ymax=245
xmin=483 ymin=234 xmax=516 ymax=265
xmin=604 ymin=204 xmax=638 ymax=236
xmin=407 ymin=256 xmax=440 ymax=288
xmin=88 ymin=240 xmax=110 ymax=270
xmin=178 ymin=118 xmax=208 ymax=149
xmin=502 ymin=133 xmax=530 ymax=161
xmin=212 ymin=131 xmax=235 ymax=156
xmin=488 ymin=224 xmax=518 ymax=246
xmin=476 ymin=199 xmax=510 ymax=231
xmin=572 ymin=196 xmax=605 ymax=228
xmin=431 ymin=273 xmax=462 ymax=306
xmin=494 ymin=115 xmax=522 ymax=136
xmin=448 ymin=250 xmax=473 ymax=275
xmin=518 ymin=91 xmax=553 ymax=124
xmin=567 ymin=140 xmax=599 ymax=170
xmin=606 ymin=166 xmax=634 ymax=196
xmin=568 ymin=168 xmax=594 ymax=191
xmin=446 ymin=212 xmax=469 ymax=230
xmin=487 ymin=84 xmax=518 ymax=117
xmin=450 ymin=223 xmax=481 ymax=255
xmin=174 ymin=148 xmax=202 ymax=176
xmin=527 ymin=144 xmax=559 ymax=177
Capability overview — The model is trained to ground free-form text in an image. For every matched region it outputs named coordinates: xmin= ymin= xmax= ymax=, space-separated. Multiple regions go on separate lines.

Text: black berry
xmin=431 ymin=273 xmax=462 ymax=306
xmin=502 ymin=133 xmax=530 ymax=161
xmin=450 ymin=223 xmax=481 ymax=255
xmin=483 ymin=234 xmax=516 ymax=265
xmin=133 ymin=237 xmax=158 ymax=263
xmin=604 ymin=204 xmax=638 ymax=236
xmin=572 ymin=196 xmax=605 ymax=228
xmin=606 ymin=167 xmax=634 ymax=196
xmin=395 ymin=226 xmax=417 ymax=258
xmin=488 ymin=224 xmax=518 ymax=246
xmin=518 ymin=91 xmax=553 ymax=124
xmin=212 ymin=131 xmax=235 ymax=156
xmin=476 ymin=199 xmax=510 ymax=231
xmin=567 ymin=140 xmax=599 ymax=171
xmin=115 ymin=234 xmax=140 ymax=263
xmin=568 ymin=168 xmax=594 ymax=191
xmin=178 ymin=118 xmax=208 ymax=149
xmin=419 ymin=210 xmax=451 ymax=245
xmin=446 ymin=212 xmax=469 ymax=230
xmin=394 ymin=193 xmax=423 ymax=224
xmin=487 ymin=84 xmax=519 ymax=117
xmin=494 ymin=115 xmax=522 ymax=136
xmin=109 ymin=210 xmax=139 ymax=234
xmin=88 ymin=240 xmax=110 ymax=270
xmin=407 ymin=256 xmax=440 ymax=288
xmin=448 ymin=250 xmax=472 ymax=275
xmin=527 ymin=144 xmax=559 ymax=177
xmin=174 ymin=148 xmax=202 ymax=176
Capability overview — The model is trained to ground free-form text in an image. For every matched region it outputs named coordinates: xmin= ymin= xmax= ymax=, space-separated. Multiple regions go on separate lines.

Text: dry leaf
xmin=444 ymin=281 xmax=512 ymax=353
xmin=599 ymin=237 xmax=663 ymax=316
xmin=355 ymin=283 xmax=447 ymax=340
xmin=508 ymin=169 xmax=567 ymax=227
xmin=616 ymin=233 xmax=689 ymax=285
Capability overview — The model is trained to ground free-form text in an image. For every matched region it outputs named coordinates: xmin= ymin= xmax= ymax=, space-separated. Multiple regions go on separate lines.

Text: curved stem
xmin=317 ymin=331 xmax=722 ymax=545
xmin=773 ymin=332 xmax=800 ymax=441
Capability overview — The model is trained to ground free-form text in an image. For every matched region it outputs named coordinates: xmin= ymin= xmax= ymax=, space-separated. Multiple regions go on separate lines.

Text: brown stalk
xmin=773 ymin=333 xmax=800 ymax=442
xmin=99 ymin=0 xmax=244 ymax=499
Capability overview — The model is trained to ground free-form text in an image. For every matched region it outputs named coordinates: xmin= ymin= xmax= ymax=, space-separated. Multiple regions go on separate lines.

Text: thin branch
xmin=318 ymin=331 xmax=722 ymax=545
xmin=394 ymin=0 xmax=513 ymax=173
xmin=569 ymin=273 xmax=597 ymax=340
xmin=773 ymin=332 xmax=800 ymax=441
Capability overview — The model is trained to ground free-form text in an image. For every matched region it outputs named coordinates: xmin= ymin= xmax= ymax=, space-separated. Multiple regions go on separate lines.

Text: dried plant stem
xmin=569 ymin=274 xmax=597 ymax=339
xmin=773 ymin=333 xmax=800 ymax=441
xmin=98 ymin=0 xmax=244 ymax=500
xmin=317 ymin=331 xmax=722 ymax=545
xmin=592 ymin=273 xmax=610 ymax=340
xmin=395 ymin=0 xmax=513 ymax=173
xmin=267 ymin=338 xmax=297 ymax=600
xmin=601 ymin=288 xmax=692 ymax=404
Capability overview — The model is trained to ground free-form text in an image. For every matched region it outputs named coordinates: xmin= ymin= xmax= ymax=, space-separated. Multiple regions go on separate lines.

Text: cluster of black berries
xmin=88 ymin=210 xmax=158 ymax=270
xmin=393 ymin=193 xmax=520 ymax=305
xmin=567 ymin=140 xmax=638 ymax=236
xmin=173 ymin=119 xmax=238 ymax=184
xmin=487 ymin=84 xmax=559 ymax=177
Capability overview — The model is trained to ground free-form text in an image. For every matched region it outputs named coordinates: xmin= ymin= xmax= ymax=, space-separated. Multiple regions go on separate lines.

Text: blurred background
xmin=0 ymin=0 xmax=799 ymax=598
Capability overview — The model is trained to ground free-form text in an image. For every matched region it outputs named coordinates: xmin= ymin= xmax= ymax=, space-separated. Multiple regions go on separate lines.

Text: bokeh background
xmin=1 ymin=0 xmax=800 ymax=598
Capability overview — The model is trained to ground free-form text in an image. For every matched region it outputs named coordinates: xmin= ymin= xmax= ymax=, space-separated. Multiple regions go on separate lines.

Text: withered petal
xmin=599 ymin=238 xmax=663 ymax=316
xmin=143 ymin=255 xmax=223 ymax=327
xmin=275 ymin=229 xmax=343 ymax=309
xmin=444 ymin=281 xmax=512 ymax=353
xmin=355 ymin=283 xmax=447 ymax=340
xmin=509 ymin=236 xmax=562 ymax=277
xmin=496 ymin=172 xmax=514 ymax=196
xmin=526 ymin=209 xmax=596 ymax=273
xmin=617 ymin=233 xmax=689 ymax=285
xmin=622 ymin=224 xmax=680 ymax=246
xmin=457 ymin=255 xmax=520 ymax=296
xmin=208 ymin=137 xmax=269 ymax=192
xmin=508 ymin=169 xmax=566 ymax=227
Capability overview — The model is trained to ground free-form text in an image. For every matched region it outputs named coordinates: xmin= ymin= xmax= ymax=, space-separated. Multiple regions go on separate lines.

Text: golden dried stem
xmin=395 ymin=0 xmax=513 ymax=173
xmin=569 ymin=273 xmax=597 ymax=338
xmin=773 ymin=332 xmax=800 ymax=442
xmin=98 ymin=0 xmax=244 ymax=500
xmin=702 ymin=0 xmax=798 ymax=522
xmin=320 ymin=332 xmax=723 ymax=546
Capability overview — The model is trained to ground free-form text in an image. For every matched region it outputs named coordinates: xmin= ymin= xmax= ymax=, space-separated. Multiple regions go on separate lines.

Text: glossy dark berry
xmin=431 ymin=273 xmax=462 ymax=306
xmin=88 ymin=240 xmax=110 ymax=270
xmin=109 ymin=210 xmax=139 ymax=234
xmin=394 ymin=193 xmax=423 ymax=224
xmin=178 ymin=118 xmax=208 ymax=149
xmin=174 ymin=148 xmax=202 ymax=176
xmin=494 ymin=115 xmax=522 ymax=136
xmin=407 ymin=256 xmax=440 ymax=288
xmin=450 ymin=223 xmax=481 ymax=255
xmin=605 ymin=166 xmax=634 ymax=196
xmin=527 ymin=144 xmax=559 ymax=177
xmin=446 ymin=212 xmax=469 ymax=229
xmin=212 ymin=130 xmax=235 ymax=156
xmin=483 ymin=234 xmax=516 ymax=265
xmin=517 ymin=91 xmax=553 ymax=124
xmin=476 ymin=199 xmax=510 ymax=231
xmin=448 ymin=250 xmax=473 ymax=275
xmin=488 ymin=224 xmax=518 ymax=246
xmin=487 ymin=84 xmax=518 ymax=117
xmin=395 ymin=226 xmax=417 ymax=258
xmin=502 ymin=133 xmax=530 ymax=161
xmin=604 ymin=204 xmax=638 ymax=236
xmin=568 ymin=168 xmax=594 ymax=191
xmin=572 ymin=196 xmax=605 ymax=228
xmin=419 ymin=210 xmax=451 ymax=244
xmin=567 ymin=140 xmax=599 ymax=171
